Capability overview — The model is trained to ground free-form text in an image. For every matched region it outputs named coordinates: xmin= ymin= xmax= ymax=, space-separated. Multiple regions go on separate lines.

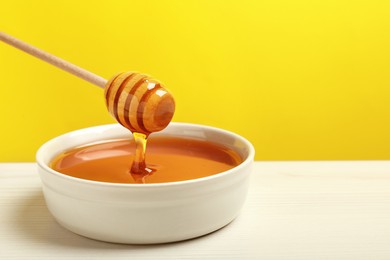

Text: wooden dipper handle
xmin=0 ymin=32 xmax=107 ymax=88
xmin=0 ymin=32 xmax=175 ymax=135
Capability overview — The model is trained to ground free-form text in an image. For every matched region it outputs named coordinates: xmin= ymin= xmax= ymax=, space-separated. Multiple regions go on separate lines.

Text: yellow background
xmin=1 ymin=0 xmax=389 ymax=161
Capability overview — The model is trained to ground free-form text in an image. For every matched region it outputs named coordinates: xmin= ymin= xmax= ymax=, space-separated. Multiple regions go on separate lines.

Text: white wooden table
xmin=1 ymin=161 xmax=390 ymax=259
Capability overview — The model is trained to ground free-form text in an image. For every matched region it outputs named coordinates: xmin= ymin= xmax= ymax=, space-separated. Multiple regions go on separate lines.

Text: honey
xmin=50 ymin=136 xmax=242 ymax=184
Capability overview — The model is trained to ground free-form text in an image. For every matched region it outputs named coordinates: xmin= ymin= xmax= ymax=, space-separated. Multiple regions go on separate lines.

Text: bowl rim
xmin=36 ymin=122 xmax=255 ymax=188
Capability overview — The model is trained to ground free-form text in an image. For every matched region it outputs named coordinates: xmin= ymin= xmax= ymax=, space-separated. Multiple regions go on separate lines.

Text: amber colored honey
xmin=50 ymin=136 xmax=243 ymax=184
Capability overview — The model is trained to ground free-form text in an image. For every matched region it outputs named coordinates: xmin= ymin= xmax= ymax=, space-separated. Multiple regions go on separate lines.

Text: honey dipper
xmin=0 ymin=32 xmax=175 ymax=135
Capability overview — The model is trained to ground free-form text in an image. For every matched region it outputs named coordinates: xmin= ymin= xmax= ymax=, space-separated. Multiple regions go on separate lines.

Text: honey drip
xmin=131 ymin=132 xmax=155 ymax=183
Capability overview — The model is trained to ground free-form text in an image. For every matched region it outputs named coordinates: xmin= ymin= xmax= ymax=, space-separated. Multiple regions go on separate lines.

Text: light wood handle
xmin=0 ymin=32 xmax=107 ymax=88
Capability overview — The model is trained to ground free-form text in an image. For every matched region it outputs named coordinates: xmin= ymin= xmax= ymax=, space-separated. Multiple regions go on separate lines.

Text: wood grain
xmin=1 ymin=161 xmax=390 ymax=259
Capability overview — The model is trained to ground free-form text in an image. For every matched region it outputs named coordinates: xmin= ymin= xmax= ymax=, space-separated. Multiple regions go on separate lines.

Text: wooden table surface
xmin=1 ymin=161 xmax=390 ymax=259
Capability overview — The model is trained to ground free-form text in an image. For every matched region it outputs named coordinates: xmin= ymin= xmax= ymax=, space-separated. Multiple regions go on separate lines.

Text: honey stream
xmin=131 ymin=132 xmax=155 ymax=183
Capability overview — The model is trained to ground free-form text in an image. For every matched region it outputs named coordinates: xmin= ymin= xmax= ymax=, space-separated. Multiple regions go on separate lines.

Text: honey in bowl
xmin=50 ymin=135 xmax=243 ymax=184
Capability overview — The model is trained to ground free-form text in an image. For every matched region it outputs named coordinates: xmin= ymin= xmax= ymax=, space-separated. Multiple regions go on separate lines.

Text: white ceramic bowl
xmin=36 ymin=123 xmax=255 ymax=244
